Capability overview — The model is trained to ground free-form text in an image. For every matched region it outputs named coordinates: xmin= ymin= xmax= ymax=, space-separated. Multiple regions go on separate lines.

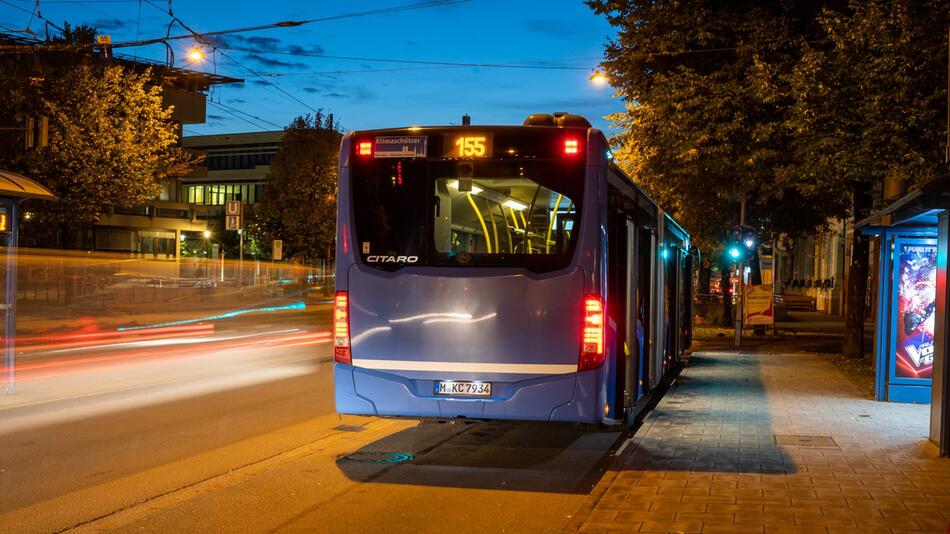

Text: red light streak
xmin=6 ymin=330 xmax=332 ymax=382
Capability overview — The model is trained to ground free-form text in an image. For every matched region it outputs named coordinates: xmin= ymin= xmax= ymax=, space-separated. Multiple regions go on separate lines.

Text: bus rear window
xmin=351 ymin=159 xmax=584 ymax=272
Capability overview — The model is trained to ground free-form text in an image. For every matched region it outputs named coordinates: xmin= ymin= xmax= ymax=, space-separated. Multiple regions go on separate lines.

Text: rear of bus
xmin=333 ymin=124 xmax=609 ymax=423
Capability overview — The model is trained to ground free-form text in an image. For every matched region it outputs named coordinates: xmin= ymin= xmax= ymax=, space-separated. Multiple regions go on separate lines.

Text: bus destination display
xmin=443 ymin=133 xmax=493 ymax=158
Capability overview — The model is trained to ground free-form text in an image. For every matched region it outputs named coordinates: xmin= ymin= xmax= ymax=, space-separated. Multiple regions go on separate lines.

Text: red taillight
xmin=579 ymin=294 xmax=605 ymax=371
xmin=564 ymin=138 xmax=580 ymax=155
xmin=357 ymin=141 xmax=373 ymax=157
xmin=334 ymin=291 xmax=351 ymax=364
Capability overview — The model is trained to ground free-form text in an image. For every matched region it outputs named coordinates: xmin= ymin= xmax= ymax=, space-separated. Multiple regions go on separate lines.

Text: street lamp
xmin=589 ymin=71 xmax=608 ymax=87
xmin=187 ymin=47 xmax=206 ymax=63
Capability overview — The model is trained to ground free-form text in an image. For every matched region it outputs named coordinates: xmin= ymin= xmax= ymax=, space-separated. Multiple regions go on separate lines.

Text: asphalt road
xmin=0 ymin=301 xmax=621 ymax=533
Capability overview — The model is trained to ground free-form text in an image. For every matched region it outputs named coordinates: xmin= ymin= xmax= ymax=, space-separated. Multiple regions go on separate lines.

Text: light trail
xmin=116 ymin=301 xmax=307 ymax=331
xmin=45 ymin=328 xmax=302 ymax=354
xmin=9 ymin=330 xmax=332 ymax=382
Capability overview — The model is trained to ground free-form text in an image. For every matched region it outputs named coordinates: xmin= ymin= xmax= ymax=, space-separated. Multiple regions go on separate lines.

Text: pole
xmin=4 ymin=200 xmax=18 ymax=395
xmin=238 ymin=228 xmax=244 ymax=286
xmin=735 ymin=199 xmax=746 ymax=348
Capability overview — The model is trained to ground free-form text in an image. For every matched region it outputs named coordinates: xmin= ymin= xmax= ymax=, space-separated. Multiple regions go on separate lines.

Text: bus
xmin=333 ymin=113 xmax=693 ymax=426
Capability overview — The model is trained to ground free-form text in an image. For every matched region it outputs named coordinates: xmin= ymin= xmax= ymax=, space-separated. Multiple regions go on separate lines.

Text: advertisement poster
xmin=895 ymin=243 xmax=937 ymax=379
xmin=744 ymin=284 xmax=774 ymax=326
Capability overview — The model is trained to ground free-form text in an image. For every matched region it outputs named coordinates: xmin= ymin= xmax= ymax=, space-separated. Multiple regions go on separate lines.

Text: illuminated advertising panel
xmin=894 ymin=242 xmax=937 ymax=380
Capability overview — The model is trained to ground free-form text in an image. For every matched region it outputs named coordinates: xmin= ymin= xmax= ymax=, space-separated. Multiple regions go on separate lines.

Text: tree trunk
xmin=843 ymin=186 xmax=872 ymax=357
xmin=720 ymin=258 xmax=733 ymax=327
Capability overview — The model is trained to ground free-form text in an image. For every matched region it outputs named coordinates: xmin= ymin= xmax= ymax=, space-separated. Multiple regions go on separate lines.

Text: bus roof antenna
xmin=462 ymin=114 xmax=471 ymax=126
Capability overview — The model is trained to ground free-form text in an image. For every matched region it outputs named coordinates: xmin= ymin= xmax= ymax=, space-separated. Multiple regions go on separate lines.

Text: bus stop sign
xmin=225 ymin=201 xmax=242 ymax=230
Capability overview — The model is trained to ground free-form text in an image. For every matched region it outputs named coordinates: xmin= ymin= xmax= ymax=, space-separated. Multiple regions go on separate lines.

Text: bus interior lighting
xmin=502 ymin=199 xmax=528 ymax=211
xmin=334 ymin=291 xmax=351 ymax=364
xmin=448 ymin=180 xmax=483 ymax=194
xmin=357 ymin=142 xmax=373 ymax=156
xmin=579 ymin=295 xmax=605 ymax=371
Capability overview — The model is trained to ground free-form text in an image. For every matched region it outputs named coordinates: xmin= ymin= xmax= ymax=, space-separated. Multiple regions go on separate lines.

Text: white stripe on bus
xmin=350 ymin=359 xmax=577 ymax=375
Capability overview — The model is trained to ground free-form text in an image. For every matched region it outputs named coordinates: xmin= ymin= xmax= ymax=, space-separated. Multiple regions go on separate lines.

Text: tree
xmin=0 ymin=24 xmax=195 ymax=248
xmin=784 ymin=0 xmax=948 ymax=356
xmin=588 ymin=1 xmax=846 ymax=253
xmin=588 ymin=1 xmax=847 ymax=328
xmin=256 ymin=113 xmax=342 ymax=263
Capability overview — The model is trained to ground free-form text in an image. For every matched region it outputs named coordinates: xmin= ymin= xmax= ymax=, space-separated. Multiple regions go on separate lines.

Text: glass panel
xmin=352 ymin=159 xmax=583 ymax=272
xmin=433 ymin=177 xmax=576 ymax=257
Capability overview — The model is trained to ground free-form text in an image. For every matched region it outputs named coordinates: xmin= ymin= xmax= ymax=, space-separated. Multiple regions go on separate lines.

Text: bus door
xmin=666 ymin=250 xmax=680 ymax=366
xmin=641 ymin=227 xmax=656 ymax=391
xmin=624 ymin=218 xmax=640 ymax=406
xmin=607 ymin=211 xmax=629 ymax=420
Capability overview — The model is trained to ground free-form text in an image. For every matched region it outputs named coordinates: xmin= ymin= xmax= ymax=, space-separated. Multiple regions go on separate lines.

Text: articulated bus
xmin=333 ymin=113 xmax=693 ymax=426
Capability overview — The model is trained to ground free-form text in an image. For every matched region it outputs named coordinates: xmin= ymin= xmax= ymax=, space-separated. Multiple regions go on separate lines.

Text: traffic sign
xmin=225 ymin=201 xmax=242 ymax=216
xmin=273 ymin=239 xmax=283 ymax=261
xmin=225 ymin=201 xmax=242 ymax=230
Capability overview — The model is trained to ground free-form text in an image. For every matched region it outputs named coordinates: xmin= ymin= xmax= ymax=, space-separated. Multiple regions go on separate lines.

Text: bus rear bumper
xmin=333 ymin=364 xmax=600 ymax=423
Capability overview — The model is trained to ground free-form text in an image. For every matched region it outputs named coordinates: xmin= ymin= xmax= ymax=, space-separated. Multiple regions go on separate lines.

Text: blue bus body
xmin=333 ymin=118 xmax=692 ymax=425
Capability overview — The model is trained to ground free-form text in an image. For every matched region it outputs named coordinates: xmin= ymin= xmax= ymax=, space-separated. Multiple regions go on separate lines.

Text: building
xmin=0 ymin=32 xmax=242 ymax=259
xmin=92 ymin=58 xmax=241 ymax=258
xmin=180 ymin=131 xmax=283 ymax=214
xmin=775 ymin=219 xmax=849 ymax=316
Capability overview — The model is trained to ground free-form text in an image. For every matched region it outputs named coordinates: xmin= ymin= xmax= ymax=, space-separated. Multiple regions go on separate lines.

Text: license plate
xmin=434 ymin=380 xmax=491 ymax=397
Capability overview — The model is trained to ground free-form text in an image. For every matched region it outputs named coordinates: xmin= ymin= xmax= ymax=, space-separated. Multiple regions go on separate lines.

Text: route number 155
xmin=455 ymin=136 xmax=487 ymax=157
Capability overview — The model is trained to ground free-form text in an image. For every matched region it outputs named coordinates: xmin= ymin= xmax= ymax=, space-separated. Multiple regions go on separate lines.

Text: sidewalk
xmin=573 ymin=341 xmax=950 ymax=533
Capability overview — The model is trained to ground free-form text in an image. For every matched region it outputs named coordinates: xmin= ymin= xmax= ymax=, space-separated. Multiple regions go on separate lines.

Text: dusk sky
xmin=0 ymin=0 xmax=624 ymax=136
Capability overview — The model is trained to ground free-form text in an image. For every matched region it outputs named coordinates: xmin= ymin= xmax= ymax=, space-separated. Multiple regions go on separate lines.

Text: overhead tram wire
xmin=254 ymin=55 xmax=604 ymax=78
xmin=210 ymin=99 xmax=284 ymax=130
xmin=207 ymin=100 xmax=277 ymax=132
xmin=0 ymin=0 xmax=469 ymax=52
xmin=124 ymin=0 xmax=469 ymax=48
xmin=211 ymin=46 xmax=595 ymax=71
xmin=0 ymin=0 xmax=65 ymax=34
xmin=6 ymin=0 xmax=140 ymax=3
xmin=215 ymin=48 xmax=321 ymax=116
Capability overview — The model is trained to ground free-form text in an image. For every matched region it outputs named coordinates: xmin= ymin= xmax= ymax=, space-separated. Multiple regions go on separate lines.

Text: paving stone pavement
xmin=575 ymin=344 xmax=950 ymax=534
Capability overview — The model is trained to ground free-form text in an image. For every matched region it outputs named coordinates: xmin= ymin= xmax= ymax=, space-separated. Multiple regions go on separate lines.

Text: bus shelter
xmin=0 ymin=170 xmax=56 ymax=394
xmin=858 ymin=179 xmax=950 ymax=456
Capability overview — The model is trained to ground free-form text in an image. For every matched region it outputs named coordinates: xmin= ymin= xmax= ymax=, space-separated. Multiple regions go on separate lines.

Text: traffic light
xmin=726 ymin=226 xmax=758 ymax=262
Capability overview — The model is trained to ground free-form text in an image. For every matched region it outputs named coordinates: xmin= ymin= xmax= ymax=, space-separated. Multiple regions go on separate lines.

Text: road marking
xmin=613 ymin=436 xmax=634 ymax=456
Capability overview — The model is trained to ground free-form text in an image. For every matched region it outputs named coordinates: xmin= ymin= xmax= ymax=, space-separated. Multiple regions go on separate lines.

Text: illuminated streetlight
xmin=203 ymin=230 xmax=211 ymax=239
xmin=187 ymin=47 xmax=206 ymax=62
xmin=589 ymin=71 xmax=608 ymax=87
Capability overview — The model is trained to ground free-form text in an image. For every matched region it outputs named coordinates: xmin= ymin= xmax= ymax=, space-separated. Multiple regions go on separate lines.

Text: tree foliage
xmin=0 ymin=24 xmax=195 ymax=247
xmin=589 ymin=0 xmax=948 ymax=355
xmin=255 ymin=113 xmax=342 ymax=263
xmin=781 ymin=0 xmax=948 ymax=356
xmin=587 ymin=1 xmax=849 ymax=250
xmin=783 ymin=0 xmax=947 ymax=199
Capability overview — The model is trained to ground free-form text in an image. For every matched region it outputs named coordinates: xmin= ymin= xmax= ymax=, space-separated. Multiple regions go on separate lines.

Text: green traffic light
xmin=728 ymin=247 xmax=741 ymax=259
